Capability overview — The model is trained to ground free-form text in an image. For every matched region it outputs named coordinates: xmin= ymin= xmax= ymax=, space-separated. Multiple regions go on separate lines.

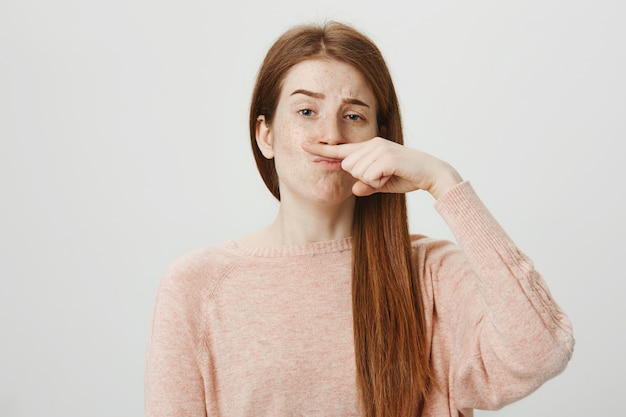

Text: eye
xmin=299 ymin=109 xmax=314 ymax=117
xmin=345 ymin=113 xmax=363 ymax=121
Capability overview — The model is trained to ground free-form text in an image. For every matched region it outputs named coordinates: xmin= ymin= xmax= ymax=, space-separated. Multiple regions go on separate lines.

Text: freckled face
xmin=257 ymin=58 xmax=379 ymax=205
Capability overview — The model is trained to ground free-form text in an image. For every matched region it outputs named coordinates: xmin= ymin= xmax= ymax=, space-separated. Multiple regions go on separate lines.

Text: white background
xmin=1 ymin=0 xmax=624 ymax=416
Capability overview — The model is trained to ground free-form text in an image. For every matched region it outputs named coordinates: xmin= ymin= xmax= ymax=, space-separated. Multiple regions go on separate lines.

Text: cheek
xmin=272 ymin=121 xmax=305 ymax=153
xmin=360 ymin=127 xmax=379 ymax=142
xmin=343 ymin=125 xmax=378 ymax=144
xmin=270 ymin=122 xmax=319 ymax=185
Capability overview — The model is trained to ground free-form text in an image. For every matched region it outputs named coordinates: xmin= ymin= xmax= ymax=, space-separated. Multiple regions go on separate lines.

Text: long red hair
xmin=249 ymin=22 xmax=431 ymax=416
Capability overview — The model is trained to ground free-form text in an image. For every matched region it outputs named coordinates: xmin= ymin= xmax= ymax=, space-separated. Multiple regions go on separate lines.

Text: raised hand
xmin=302 ymin=137 xmax=462 ymax=199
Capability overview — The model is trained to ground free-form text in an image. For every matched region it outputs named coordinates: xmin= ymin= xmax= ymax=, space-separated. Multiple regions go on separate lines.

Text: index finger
xmin=301 ymin=142 xmax=361 ymax=160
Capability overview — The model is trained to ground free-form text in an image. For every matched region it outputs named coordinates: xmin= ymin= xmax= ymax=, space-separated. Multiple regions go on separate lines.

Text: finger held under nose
xmin=301 ymin=142 xmax=358 ymax=160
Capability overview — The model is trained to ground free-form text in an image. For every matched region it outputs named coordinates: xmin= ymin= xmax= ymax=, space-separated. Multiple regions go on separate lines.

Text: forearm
xmin=433 ymin=181 xmax=574 ymax=408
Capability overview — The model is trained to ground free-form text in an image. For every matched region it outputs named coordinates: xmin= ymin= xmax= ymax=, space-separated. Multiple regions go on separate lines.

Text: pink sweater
xmin=145 ymin=181 xmax=574 ymax=416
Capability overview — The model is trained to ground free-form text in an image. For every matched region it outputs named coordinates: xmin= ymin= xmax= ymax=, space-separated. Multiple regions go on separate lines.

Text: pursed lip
xmin=313 ymin=156 xmax=344 ymax=170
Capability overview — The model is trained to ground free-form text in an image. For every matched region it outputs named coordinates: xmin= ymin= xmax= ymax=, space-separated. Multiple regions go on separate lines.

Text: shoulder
xmin=409 ymin=234 xmax=471 ymax=285
xmin=410 ymin=234 xmax=461 ymax=262
xmin=158 ymin=241 xmax=244 ymax=299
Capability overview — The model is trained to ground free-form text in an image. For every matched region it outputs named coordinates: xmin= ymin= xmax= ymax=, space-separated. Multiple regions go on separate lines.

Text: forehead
xmin=280 ymin=58 xmax=376 ymax=102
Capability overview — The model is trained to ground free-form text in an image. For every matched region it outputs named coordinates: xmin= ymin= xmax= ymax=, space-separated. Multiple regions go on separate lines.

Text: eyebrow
xmin=290 ymin=89 xmax=371 ymax=108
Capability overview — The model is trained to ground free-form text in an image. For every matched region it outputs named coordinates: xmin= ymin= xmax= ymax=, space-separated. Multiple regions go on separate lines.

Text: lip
xmin=313 ymin=156 xmax=344 ymax=171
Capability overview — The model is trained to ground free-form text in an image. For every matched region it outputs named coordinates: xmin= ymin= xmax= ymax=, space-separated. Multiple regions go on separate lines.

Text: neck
xmin=238 ymin=195 xmax=356 ymax=248
xmin=272 ymin=197 xmax=355 ymax=244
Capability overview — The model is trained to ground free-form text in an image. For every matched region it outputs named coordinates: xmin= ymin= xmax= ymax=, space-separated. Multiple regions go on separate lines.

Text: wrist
xmin=428 ymin=162 xmax=463 ymax=200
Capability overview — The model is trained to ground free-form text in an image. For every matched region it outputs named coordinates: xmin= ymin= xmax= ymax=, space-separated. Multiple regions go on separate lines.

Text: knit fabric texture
xmin=145 ymin=181 xmax=574 ymax=416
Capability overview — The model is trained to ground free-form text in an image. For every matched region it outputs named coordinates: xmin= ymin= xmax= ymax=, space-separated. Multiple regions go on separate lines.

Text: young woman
xmin=145 ymin=22 xmax=574 ymax=417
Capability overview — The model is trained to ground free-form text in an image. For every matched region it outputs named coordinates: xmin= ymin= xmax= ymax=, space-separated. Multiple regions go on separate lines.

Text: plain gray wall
xmin=1 ymin=0 xmax=624 ymax=415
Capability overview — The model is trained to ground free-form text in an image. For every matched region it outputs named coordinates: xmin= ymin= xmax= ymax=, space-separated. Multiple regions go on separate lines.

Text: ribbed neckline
xmin=223 ymin=237 xmax=353 ymax=258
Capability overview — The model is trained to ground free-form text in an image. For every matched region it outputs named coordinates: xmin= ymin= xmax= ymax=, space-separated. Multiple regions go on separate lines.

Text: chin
xmin=310 ymin=185 xmax=355 ymax=205
xmin=280 ymin=176 xmax=356 ymax=206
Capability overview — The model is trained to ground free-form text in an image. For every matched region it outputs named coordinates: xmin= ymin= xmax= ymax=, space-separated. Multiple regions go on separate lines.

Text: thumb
xmin=352 ymin=174 xmax=392 ymax=196
xmin=352 ymin=181 xmax=378 ymax=197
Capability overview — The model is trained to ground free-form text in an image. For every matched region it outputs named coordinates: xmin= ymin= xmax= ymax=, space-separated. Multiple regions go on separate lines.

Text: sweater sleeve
xmin=430 ymin=181 xmax=574 ymax=413
xmin=144 ymin=256 xmax=209 ymax=417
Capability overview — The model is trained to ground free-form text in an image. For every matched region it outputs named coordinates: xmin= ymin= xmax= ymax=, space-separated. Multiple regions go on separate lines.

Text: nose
xmin=317 ymin=117 xmax=345 ymax=145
